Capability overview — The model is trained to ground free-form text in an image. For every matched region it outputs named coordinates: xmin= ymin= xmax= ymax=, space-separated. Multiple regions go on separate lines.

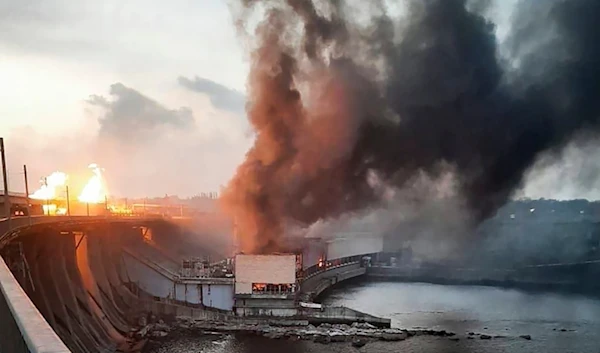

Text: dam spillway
xmin=0 ymin=216 xmax=233 ymax=352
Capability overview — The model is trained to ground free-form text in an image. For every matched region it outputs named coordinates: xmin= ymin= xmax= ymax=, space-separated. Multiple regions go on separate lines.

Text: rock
xmin=467 ymin=336 xmax=474 ymax=340
xmin=480 ymin=334 xmax=492 ymax=340
xmin=158 ymin=319 xmax=165 ymax=325
xmin=334 ymin=324 xmax=351 ymax=330
xmin=520 ymin=335 xmax=532 ymax=340
xmin=432 ymin=330 xmax=451 ymax=337
xmin=380 ymin=332 xmax=408 ymax=341
xmin=351 ymin=338 xmax=367 ymax=348
xmin=151 ymin=330 xmax=168 ymax=338
xmin=138 ymin=316 xmax=148 ymax=327
xmin=264 ymin=332 xmax=284 ymax=339
xmin=314 ymin=335 xmax=331 ymax=344
xmin=468 ymin=332 xmax=475 ymax=336
xmin=135 ymin=325 xmax=151 ymax=339
xmin=449 ymin=337 xmax=460 ymax=342
xmin=493 ymin=335 xmax=506 ymax=339
xmin=352 ymin=322 xmax=376 ymax=330
xmin=330 ymin=333 xmax=347 ymax=342
xmin=154 ymin=323 xmax=171 ymax=332
xmin=319 ymin=323 xmax=332 ymax=329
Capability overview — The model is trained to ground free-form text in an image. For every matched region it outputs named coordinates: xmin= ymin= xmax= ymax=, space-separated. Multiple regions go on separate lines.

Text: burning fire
xmin=29 ymin=172 xmax=67 ymax=200
xmin=29 ymin=163 xmax=108 ymax=207
xmin=78 ymin=164 xmax=107 ymax=204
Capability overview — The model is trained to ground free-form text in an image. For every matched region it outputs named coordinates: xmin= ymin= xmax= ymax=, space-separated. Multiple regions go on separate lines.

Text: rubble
xmin=351 ymin=337 xmax=367 ymax=347
xmin=141 ymin=315 xmax=537 ymax=347
xmin=173 ymin=318 xmax=456 ymax=343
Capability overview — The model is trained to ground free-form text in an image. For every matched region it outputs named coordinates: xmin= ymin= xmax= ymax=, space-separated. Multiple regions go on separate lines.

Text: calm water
xmin=148 ymin=282 xmax=600 ymax=353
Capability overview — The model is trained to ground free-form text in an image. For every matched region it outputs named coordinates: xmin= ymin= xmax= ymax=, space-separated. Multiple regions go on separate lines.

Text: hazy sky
xmin=1 ymin=0 xmax=252 ymax=197
xmin=0 ymin=0 xmax=597 ymax=200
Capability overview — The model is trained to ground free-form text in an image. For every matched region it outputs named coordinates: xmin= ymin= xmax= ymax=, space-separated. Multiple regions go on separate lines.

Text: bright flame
xmin=30 ymin=172 xmax=67 ymax=200
xmin=42 ymin=204 xmax=67 ymax=216
xmin=78 ymin=164 xmax=107 ymax=204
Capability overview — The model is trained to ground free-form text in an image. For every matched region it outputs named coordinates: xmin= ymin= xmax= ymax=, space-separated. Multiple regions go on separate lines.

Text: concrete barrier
xmin=300 ymin=263 xmax=366 ymax=301
xmin=0 ymin=255 xmax=70 ymax=353
xmin=303 ymin=306 xmax=390 ymax=328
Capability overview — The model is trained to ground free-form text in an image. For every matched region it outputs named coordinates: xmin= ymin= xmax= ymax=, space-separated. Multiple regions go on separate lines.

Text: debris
xmin=351 ymin=337 xmax=367 ymax=347
xmin=314 ymin=335 xmax=331 ymax=344
xmin=151 ymin=331 xmax=168 ymax=338
xmin=380 ymin=332 xmax=407 ymax=341
xmin=519 ymin=335 xmax=532 ymax=340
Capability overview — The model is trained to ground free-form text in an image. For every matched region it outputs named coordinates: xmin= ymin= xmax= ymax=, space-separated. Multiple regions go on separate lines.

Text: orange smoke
xmin=220 ymin=6 xmax=370 ymax=254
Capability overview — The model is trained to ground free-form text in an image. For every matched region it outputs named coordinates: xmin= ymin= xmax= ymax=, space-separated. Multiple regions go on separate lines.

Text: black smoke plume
xmin=221 ymin=0 xmax=600 ymax=253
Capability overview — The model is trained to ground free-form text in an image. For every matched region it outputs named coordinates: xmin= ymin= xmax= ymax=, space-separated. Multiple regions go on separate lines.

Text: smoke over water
xmin=221 ymin=0 xmax=600 ymax=254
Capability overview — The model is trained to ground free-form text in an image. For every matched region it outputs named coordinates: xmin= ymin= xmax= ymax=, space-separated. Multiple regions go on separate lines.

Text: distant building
xmin=0 ymin=192 xmax=44 ymax=217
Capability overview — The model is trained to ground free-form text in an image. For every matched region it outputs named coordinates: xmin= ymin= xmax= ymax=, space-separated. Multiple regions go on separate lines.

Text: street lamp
xmin=43 ymin=177 xmax=49 ymax=215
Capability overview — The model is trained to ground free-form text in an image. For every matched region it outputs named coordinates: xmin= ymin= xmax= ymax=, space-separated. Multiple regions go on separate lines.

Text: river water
xmin=147 ymin=281 xmax=600 ymax=353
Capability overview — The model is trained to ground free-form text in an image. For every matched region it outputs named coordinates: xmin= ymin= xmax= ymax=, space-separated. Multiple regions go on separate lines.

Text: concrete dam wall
xmin=0 ymin=219 xmax=229 ymax=353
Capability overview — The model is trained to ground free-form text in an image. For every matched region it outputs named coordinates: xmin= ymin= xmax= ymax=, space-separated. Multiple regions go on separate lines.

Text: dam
xmin=0 ymin=210 xmax=386 ymax=353
xmin=2 ymin=193 xmax=600 ymax=352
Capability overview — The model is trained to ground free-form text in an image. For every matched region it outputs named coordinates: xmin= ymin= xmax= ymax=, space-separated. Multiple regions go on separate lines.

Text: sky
xmin=1 ymin=0 xmax=252 ymax=197
xmin=0 ymin=0 xmax=598 ymax=200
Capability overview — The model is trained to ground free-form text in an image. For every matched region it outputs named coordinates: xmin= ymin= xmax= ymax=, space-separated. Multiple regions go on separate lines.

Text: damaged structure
xmin=234 ymin=254 xmax=298 ymax=316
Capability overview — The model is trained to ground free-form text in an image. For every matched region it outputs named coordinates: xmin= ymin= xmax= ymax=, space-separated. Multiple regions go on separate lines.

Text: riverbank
xmin=366 ymin=265 xmax=600 ymax=296
xmin=142 ymin=316 xmax=536 ymax=349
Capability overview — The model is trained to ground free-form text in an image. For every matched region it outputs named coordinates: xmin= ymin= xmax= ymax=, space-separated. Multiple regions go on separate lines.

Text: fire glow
xmin=78 ymin=164 xmax=106 ymax=204
xmin=29 ymin=172 xmax=67 ymax=200
xmin=29 ymin=163 xmax=108 ymax=205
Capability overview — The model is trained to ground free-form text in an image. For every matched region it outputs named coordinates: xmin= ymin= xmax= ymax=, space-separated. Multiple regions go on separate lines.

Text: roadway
xmin=0 ymin=215 xmax=167 ymax=246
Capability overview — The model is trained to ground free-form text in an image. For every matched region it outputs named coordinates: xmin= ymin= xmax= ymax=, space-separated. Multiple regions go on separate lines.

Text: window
xmin=251 ymin=283 xmax=295 ymax=294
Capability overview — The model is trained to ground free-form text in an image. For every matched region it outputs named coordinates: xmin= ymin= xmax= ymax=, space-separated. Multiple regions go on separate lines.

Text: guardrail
xmin=300 ymin=255 xmax=363 ymax=281
xmin=0 ymin=253 xmax=70 ymax=352
xmin=0 ymin=215 xmax=165 ymax=248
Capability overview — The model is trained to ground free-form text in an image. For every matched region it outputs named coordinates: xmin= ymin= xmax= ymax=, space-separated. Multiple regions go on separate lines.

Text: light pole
xmin=65 ymin=185 xmax=70 ymax=216
xmin=43 ymin=177 xmax=49 ymax=215
xmin=23 ymin=165 xmax=31 ymax=225
xmin=0 ymin=138 xmax=11 ymax=227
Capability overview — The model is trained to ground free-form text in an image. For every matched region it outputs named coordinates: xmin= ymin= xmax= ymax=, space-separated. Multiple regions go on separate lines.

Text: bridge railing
xmin=300 ymin=254 xmax=363 ymax=281
xmin=0 ymin=255 xmax=70 ymax=352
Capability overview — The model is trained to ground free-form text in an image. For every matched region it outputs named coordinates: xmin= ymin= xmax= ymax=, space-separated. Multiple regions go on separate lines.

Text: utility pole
xmin=65 ymin=185 xmax=70 ymax=217
xmin=44 ymin=177 xmax=49 ymax=216
xmin=23 ymin=165 xmax=31 ymax=225
xmin=1 ymin=138 xmax=11 ymax=227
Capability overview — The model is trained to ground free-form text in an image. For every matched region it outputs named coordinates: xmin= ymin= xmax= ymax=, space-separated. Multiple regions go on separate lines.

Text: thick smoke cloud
xmin=88 ymin=83 xmax=194 ymax=143
xmin=178 ymin=76 xmax=246 ymax=115
xmin=222 ymin=0 xmax=600 ymax=254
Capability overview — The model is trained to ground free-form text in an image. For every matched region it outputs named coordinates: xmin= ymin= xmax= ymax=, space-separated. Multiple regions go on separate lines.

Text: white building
xmin=233 ymin=254 xmax=298 ymax=316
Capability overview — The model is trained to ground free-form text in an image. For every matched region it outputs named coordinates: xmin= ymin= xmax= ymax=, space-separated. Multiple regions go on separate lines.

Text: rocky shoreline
xmin=138 ymin=316 xmax=536 ymax=349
